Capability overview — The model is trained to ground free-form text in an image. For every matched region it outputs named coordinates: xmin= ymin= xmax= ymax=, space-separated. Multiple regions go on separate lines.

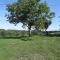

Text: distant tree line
xmin=0 ymin=29 xmax=28 ymax=38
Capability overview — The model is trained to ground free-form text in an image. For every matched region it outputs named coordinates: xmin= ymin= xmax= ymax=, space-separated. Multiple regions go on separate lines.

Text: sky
xmin=0 ymin=0 xmax=60 ymax=31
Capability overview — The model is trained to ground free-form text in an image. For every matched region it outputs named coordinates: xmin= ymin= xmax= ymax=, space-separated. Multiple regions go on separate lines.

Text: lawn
xmin=0 ymin=36 xmax=60 ymax=60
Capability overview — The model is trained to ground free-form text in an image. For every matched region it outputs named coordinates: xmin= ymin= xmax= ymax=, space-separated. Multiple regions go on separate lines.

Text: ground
xmin=0 ymin=36 xmax=60 ymax=60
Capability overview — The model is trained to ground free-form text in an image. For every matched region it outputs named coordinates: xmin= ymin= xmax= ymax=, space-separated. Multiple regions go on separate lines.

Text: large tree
xmin=6 ymin=0 xmax=55 ymax=36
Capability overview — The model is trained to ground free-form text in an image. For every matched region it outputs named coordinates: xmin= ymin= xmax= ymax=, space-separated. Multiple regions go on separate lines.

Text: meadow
xmin=0 ymin=36 xmax=60 ymax=60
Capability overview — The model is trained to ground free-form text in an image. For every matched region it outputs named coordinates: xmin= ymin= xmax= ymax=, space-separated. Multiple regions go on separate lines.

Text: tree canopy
xmin=6 ymin=0 xmax=55 ymax=36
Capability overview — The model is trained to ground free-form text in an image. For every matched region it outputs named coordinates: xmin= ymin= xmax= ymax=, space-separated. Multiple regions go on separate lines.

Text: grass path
xmin=0 ymin=36 xmax=60 ymax=60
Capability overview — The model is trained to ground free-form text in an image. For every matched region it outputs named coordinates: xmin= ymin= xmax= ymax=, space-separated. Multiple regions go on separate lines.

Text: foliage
xmin=6 ymin=0 xmax=55 ymax=36
xmin=0 ymin=30 xmax=27 ymax=38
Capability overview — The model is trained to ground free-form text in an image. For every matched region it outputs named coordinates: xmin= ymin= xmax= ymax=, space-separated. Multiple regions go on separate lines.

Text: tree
xmin=6 ymin=0 xmax=55 ymax=36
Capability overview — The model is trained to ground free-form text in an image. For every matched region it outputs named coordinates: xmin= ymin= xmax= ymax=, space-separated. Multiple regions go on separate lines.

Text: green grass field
xmin=0 ymin=36 xmax=60 ymax=60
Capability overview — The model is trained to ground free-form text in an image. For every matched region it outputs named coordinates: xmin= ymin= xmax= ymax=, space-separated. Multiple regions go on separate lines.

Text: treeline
xmin=0 ymin=29 xmax=60 ymax=38
xmin=0 ymin=29 xmax=28 ymax=38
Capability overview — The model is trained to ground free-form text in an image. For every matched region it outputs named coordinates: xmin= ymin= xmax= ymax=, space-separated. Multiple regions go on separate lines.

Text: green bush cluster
xmin=0 ymin=29 xmax=28 ymax=38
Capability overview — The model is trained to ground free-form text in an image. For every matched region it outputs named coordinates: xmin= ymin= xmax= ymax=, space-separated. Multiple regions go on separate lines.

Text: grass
xmin=0 ymin=36 xmax=60 ymax=60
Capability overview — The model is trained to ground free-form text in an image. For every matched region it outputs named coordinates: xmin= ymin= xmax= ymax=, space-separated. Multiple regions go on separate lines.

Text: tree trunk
xmin=45 ymin=29 xmax=48 ymax=35
xmin=28 ymin=26 xmax=31 ymax=37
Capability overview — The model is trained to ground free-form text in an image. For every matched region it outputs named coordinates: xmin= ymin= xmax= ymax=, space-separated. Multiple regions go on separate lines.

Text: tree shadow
xmin=45 ymin=34 xmax=60 ymax=37
xmin=0 ymin=37 xmax=22 ymax=39
xmin=20 ymin=37 xmax=32 ymax=41
xmin=0 ymin=36 xmax=32 ymax=41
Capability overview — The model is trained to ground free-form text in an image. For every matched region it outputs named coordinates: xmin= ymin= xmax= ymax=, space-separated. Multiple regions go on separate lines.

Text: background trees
xmin=6 ymin=0 xmax=55 ymax=36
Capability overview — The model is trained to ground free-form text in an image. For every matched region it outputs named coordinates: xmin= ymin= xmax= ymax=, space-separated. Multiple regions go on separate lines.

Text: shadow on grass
xmin=0 ymin=36 xmax=32 ymax=41
xmin=21 ymin=37 xmax=32 ymax=41
xmin=43 ymin=34 xmax=60 ymax=37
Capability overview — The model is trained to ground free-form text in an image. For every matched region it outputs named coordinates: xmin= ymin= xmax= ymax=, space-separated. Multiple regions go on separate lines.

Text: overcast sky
xmin=0 ymin=0 xmax=60 ymax=31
